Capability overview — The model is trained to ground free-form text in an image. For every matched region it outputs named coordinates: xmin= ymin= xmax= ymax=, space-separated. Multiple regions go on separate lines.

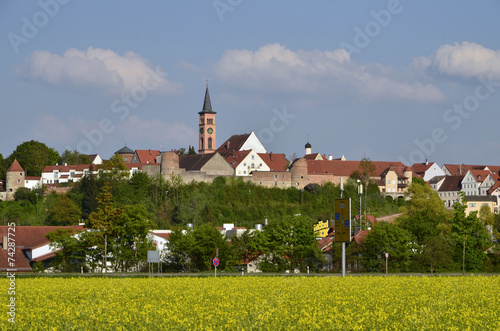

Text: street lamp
xmin=35 ymin=192 xmax=39 ymax=218
xmin=357 ymin=180 xmax=362 ymax=233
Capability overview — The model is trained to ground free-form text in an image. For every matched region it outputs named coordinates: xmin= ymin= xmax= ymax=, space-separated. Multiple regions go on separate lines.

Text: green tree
xmin=361 ymin=221 xmax=417 ymax=272
xmin=46 ymin=194 xmax=81 ymax=226
xmin=451 ymin=193 xmax=491 ymax=274
xmin=100 ymin=153 xmax=129 ymax=182
xmin=79 ymin=166 xmax=99 ymax=220
xmin=46 ymin=228 xmax=86 ymax=272
xmin=187 ymin=145 xmax=196 ymax=155
xmin=60 ymin=149 xmax=91 ymax=165
xmin=397 ymin=182 xmax=450 ymax=245
xmin=8 ymin=140 xmax=60 ymax=176
xmin=416 ymin=235 xmax=454 ymax=274
xmin=257 ymin=216 xmax=322 ymax=272
xmin=110 ymin=204 xmax=154 ymax=271
xmin=88 ymin=183 xmax=124 ymax=274
xmin=165 ymin=228 xmax=197 ymax=272
xmin=0 ymin=153 xmax=5 ymax=179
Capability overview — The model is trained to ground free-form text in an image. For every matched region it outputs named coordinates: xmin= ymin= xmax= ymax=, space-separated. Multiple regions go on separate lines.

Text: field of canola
xmin=2 ymin=276 xmax=500 ymax=330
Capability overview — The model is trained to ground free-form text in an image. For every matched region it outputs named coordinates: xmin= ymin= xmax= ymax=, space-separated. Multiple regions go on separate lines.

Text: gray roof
xmin=199 ymin=86 xmax=215 ymax=114
xmin=115 ymin=146 xmax=134 ymax=154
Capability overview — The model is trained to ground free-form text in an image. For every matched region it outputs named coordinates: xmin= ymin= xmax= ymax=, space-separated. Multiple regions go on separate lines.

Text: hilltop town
xmin=2 ymin=86 xmax=499 ymax=215
xmin=0 ymin=86 xmax=499 ymax=274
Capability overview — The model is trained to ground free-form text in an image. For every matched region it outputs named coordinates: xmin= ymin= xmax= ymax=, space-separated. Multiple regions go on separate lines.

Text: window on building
xmin=251 ymin=155 xmax=255 ymax=160
xmin=469 ymin=203 xmax=476 ymax=207
xmin=251 ymin=163 xmax=254 ymax=168
xmin=274 ymin=175 xmax=278 ymax=179
xmin=208 ymin=138 xmax=212 ymax=149
xmin=70 ymin=171 xmax=75 ymax=177
xmin=17 ymin=179 xmax=20 ymax=183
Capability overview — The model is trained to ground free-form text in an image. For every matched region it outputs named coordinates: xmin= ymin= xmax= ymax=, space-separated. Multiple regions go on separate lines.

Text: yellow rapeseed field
xmin=2 ymin=276 xmax=499 ymax=330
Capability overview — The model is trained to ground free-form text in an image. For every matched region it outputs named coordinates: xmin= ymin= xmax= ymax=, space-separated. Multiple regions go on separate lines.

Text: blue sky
xmin=1 ymin=0 xmax=500 ymax=166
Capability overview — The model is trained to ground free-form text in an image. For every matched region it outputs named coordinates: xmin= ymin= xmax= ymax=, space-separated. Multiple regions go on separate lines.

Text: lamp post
xmin=35 ymin=192 xmax=39 ymax=218
xmin=357 ymin=180 xmax=362 ymax=233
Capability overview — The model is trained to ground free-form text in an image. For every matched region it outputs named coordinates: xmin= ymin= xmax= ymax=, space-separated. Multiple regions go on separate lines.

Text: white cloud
xmin=415 ymin=41 xmax=500 ymax=79
xmin=213 ymin=43 xmax=445 ymax=103
xmin=18 ymin=47 xmax=183 ymax=95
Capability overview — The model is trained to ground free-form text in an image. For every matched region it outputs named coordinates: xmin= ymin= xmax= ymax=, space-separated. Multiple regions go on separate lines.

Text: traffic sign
xmin=334 ymin=198 xmax=351 ymax=242
xmin=385 ymin=252 xmax=389 ymax=258
xmin=213 ymin=257 xmax=219 ymax=267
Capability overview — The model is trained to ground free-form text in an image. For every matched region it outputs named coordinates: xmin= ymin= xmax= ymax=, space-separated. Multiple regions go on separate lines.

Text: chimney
xmin=270 ymin=152 xmax=273 ymax=161
xmin=328 ymin=154 xmax=333 ymax=161
xmin=2 ymin=236 xmax=7 ymax=250
xmin=425 ymin=159 xmax=428 ymax=166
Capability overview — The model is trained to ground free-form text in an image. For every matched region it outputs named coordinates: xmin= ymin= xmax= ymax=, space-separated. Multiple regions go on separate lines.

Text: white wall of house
xmin=480 ymin=175 xmax=496 ymax=196
xmin=31 ymin=243 xmax=54 ymax=261
xmin=24 ymin=179 xmax=42 ymax=190
xmin=235 ymin=151 xmax=270 ymax=176
xmin=239 ymin=132 xmax=267 ymax=153
xmin=422 ymin=163 xmax=445 ymax=181
xmin=462 ymin=171 xmax=479 ymax=196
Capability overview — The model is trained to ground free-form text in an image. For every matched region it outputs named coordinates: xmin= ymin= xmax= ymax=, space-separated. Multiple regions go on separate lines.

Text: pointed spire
xmin=202 ymin=82 xmax=213 ymax=113
xmin=7 ymin=159 xmax=24 ymax=172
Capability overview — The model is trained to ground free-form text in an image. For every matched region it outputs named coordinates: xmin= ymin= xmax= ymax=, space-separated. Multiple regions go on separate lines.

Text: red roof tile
xmin=258 ymin=153 xmax=288 ymax=171
xmin=0 ymin=225 xmax=85 ymax=249
xmin=0 ymin=247 xmax=32 ymax=272
xmin=7 ymin=159 xmax=24 ymax=172
xmin=134 ymin=150 xmax=160 ymax=164
xmin=217 ymin=134 xmax=251 ymax=152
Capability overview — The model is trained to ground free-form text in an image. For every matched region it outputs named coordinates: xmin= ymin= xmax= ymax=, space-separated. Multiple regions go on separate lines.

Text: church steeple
xmin=201 ymin=83 xmax=213 ymax=113
xmin=198 ymin=82 xmax=217 ymax=154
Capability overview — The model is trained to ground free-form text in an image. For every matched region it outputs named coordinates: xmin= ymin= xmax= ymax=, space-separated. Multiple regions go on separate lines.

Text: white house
xmin=461 ymin=170 xmax=490 ymax=196
xmin=412 ymin=161 xmax=445 ymax=182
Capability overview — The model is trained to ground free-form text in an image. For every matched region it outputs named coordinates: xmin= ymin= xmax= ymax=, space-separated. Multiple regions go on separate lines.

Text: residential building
xmin=436 ymin=175 xmax=464 ymax=208
xmin=412 ymin=161 xmax=445 ymax=181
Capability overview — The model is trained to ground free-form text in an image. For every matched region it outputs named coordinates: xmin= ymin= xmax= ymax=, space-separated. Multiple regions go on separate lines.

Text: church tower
xmin=198 ymin=84 xmax=216 ymax=154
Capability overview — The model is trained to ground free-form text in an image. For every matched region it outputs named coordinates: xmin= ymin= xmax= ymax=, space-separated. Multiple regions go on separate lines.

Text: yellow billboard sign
xmin=334 ymin=198 xmax=351 ymax=242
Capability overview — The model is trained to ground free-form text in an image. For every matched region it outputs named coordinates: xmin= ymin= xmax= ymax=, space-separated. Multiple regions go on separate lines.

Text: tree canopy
xmin=8 ymin=140 xmax=60 ymax=176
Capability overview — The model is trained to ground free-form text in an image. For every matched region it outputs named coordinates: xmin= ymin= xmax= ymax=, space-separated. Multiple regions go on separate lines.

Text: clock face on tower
xmin=199 ymin=127 xmax=204 ymax=134
xmin=207 ymin=128 xmax=213 ymax=134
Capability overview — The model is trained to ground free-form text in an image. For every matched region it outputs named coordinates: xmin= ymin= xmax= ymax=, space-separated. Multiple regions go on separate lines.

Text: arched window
xmin=208 ymin=138 xmax=212 ymax=149
xmin=200 ymin=138 xmax=204 ymax=150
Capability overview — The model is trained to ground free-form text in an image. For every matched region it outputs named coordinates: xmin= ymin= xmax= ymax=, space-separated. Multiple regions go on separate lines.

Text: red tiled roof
xmin=179 ymin=153 xmax=217 ymax=171
xmin=304 ymin=159 xmax=409 ymax=178
xmin=443 ymin=164 xmax=500 ymax=176
xmin=25 ymin=176 xmax=41 ymax=181
xmin=411 ymin=162 xmax=435 ymax=177
xmin=488 ymin=181 xmax=500 ymax=195
xmin=217 ymin=134 xmax=251 ymax=152
xmin=354 ymin=230 xmax=369 ymax=245
xmin=223 ymin=150 xmax=251 ymax=169
xmin=438 ymin=175 xmax=464 ymax=192
xmin=258 ymin=153 xmax=288 ymax=171
xmin=0 ymin=225 xmax=85 ymax=249
xmin=134 ymin=150 xmax=160 ymax=164
xmin=150 ymin=231 xmax=171 ymax=240
xmin=470 ymin=169 xmax=491 ymax=183
xmin=42 ymin=164 xmax=92 ymax=173
xmin=304 ymin=153 xmax=323 ymax=160
xmin=7 ymin=159 xmax=24 ymax=172
xmin=0 ymin=247 xmax=32 ymax=272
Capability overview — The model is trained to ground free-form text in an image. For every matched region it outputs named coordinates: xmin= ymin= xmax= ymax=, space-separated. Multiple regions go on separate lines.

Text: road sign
xmin=213 ymin=257 xmax=219 ymax=267
xmin=334 ymin=198 xmax=351 ymax=242
xmin=385 ymin=252 xmax=389 ymax=258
